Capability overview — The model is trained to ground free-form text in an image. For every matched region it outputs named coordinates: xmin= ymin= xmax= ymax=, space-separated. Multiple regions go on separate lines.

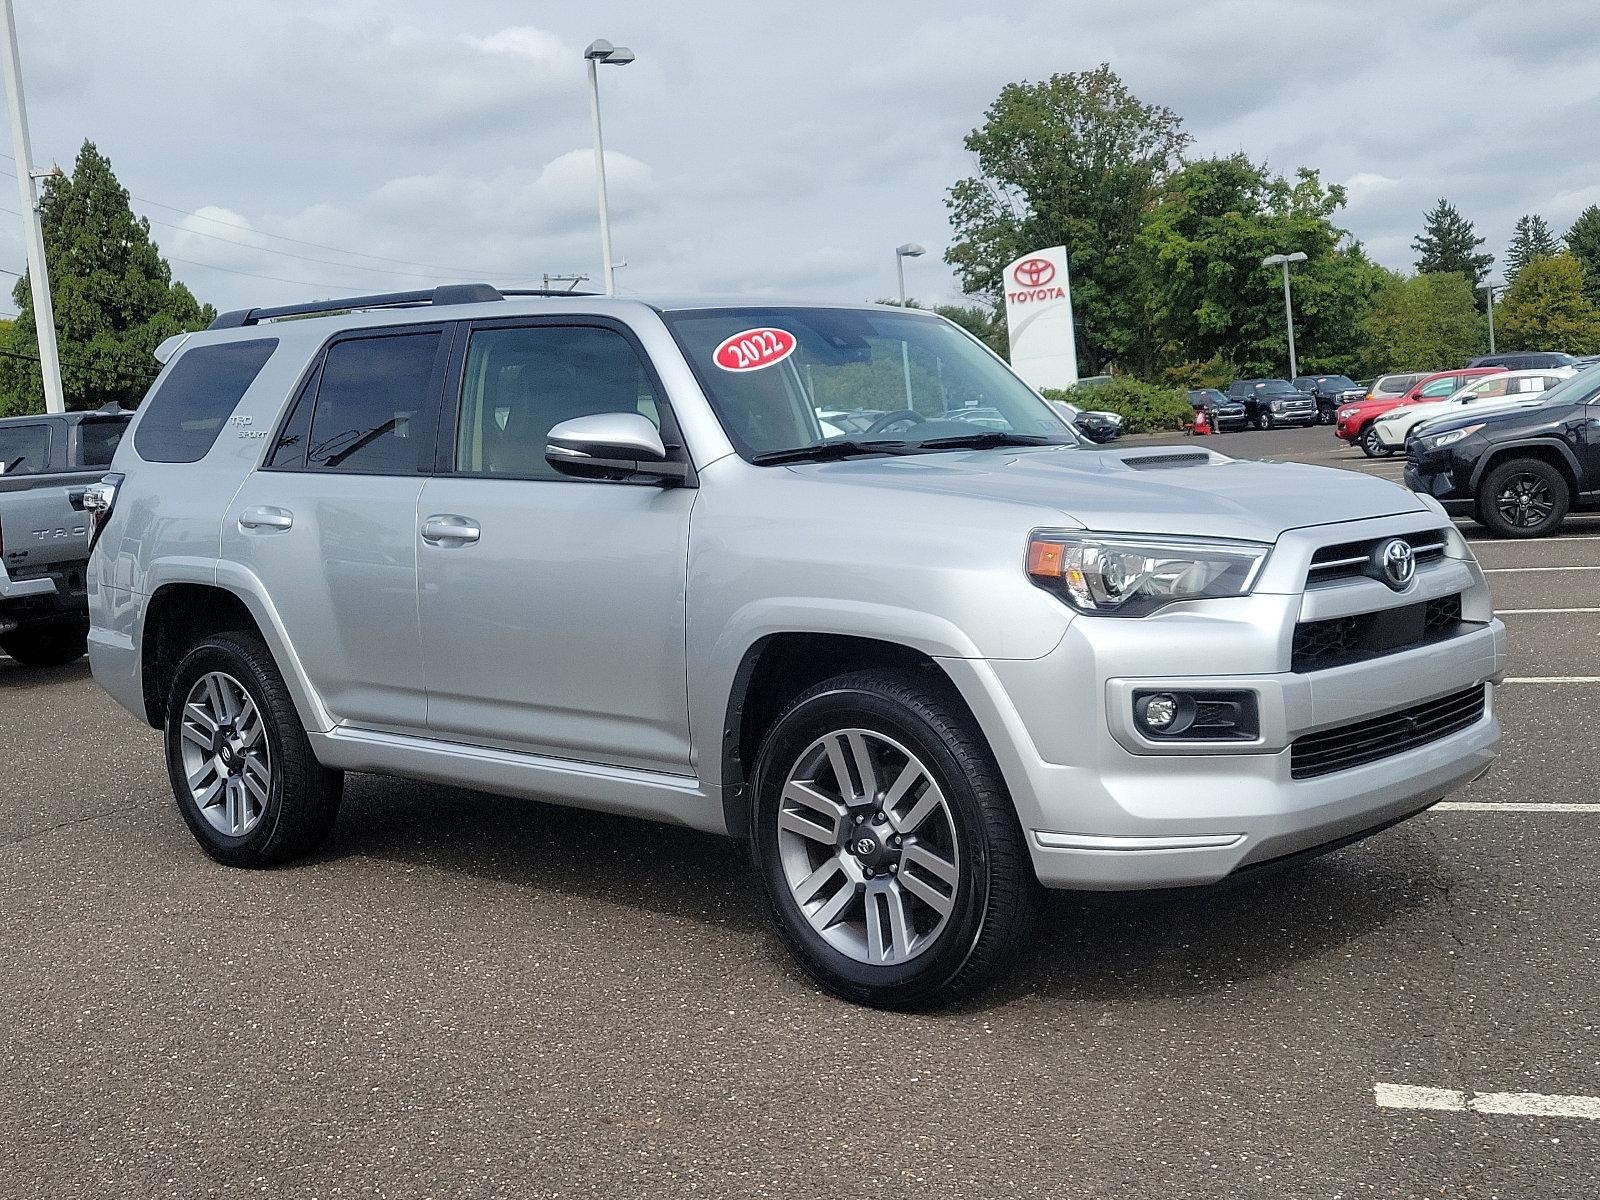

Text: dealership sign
xmin=1002 ymin=246 xmax=1079 ymax=390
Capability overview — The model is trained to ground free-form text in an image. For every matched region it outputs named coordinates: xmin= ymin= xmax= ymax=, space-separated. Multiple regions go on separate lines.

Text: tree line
xmin=946 ymin=65 xmax=1600 ymax=383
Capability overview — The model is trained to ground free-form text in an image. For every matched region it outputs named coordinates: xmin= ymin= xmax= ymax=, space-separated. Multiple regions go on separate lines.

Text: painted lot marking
xmin=1504 ymin=676 xmax=1600 ymax=684
xmin=1498 ymin=607 xmax=1600 ymax=614
xmin=1483 ymin=565 xmax=1600 ymax=573
xmin=1375 ymin=1083 xmax=1600 ymax=1120
xmin=1462 ymin=532 xmax=1600 ymax=543
xmin=1435 ymin=801 xmax=1600 ymax=812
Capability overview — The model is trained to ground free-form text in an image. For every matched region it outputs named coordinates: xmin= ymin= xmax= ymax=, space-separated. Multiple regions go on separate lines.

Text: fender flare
xmin=1466 ymin=437 xmax=1582 ymax=493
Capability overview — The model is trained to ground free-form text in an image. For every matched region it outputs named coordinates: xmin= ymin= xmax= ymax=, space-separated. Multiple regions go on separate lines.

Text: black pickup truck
xmin=0 ymin=407 xmax=130 ymax=665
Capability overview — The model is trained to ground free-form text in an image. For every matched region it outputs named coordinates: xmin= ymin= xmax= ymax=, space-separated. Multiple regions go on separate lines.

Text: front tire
xmin=1477 ymin=458 xmax=1570 ymax=538
xmin=750 ymin=669 xmax=1041 ymax=1008
xmin=163 ymin=630 xmax=342 ymax=867
xmin=1360 ymin=425 xmax=1392 ymax=458
xmin=0 ymin=620 xmax=87 ymax=667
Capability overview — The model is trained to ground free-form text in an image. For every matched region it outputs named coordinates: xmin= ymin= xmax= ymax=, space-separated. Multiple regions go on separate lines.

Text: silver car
xmin=84 ymin=287 xmax=1505 ymax=1007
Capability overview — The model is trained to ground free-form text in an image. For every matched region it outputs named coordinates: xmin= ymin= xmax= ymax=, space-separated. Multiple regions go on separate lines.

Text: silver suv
xmin=85 ymin=286 xmax=1506 ymax=1007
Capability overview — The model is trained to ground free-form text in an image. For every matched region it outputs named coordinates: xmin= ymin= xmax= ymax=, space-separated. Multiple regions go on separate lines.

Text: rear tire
xmin=749 ymin=668 xmax=1042 ymax=1009
xmin=1360 ymin=425 xmax=1392 ymax=458
xmin=163 ymin=630 xmax=342 ymax=867
xmin=1476 ymin=457 xmax=1570 ymax=539
xmin=0 ymin=620 xmax=87 ymax=667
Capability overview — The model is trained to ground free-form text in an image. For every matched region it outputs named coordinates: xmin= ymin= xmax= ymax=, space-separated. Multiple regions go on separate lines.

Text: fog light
xmin=1134 ymin=691 xmax=1195 ymax=737
xmin=1132 ymin=689 xmax=1260 ymax=742
xmin=1142 ymin=693 xmax=1178 ymax=730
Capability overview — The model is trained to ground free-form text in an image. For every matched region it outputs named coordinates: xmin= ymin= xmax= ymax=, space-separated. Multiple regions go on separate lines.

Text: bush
xmin=1043 ymin=378 xmax=1194 ymax=434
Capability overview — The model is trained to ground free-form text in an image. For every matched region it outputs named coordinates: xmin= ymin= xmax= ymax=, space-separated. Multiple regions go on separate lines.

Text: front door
xmin=417 ymin=319 xmax=694 ymax=774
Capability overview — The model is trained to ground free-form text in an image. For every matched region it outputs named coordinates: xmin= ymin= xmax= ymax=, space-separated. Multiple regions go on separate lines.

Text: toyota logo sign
xmin=1012 ymin=257 xmax=1056 ymax=288
xmin=1374 ymin=538 xmax=1416 ymax=591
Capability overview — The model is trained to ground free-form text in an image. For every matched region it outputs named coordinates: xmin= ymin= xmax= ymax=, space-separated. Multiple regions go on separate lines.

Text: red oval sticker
xmin=713 ymin=327 xmax=797 ymax=372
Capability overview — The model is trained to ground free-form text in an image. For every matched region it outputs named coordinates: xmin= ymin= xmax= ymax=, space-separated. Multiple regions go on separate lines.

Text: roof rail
xmin=208 ymin=282 xmax=507 ymax=330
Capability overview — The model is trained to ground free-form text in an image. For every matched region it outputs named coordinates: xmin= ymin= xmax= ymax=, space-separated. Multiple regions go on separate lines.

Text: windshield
xmin=1256 ymin=380 xmax=1296 ymax=394
xmin=1318 ymin=375 xmax=1356 ymax=389
xmin=663 ymin=306 xmax=1078 ymax=461
xmin=1526 ymin=362 xmax=1600 ymax=409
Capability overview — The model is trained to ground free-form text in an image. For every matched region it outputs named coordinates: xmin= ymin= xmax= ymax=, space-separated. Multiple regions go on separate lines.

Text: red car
xmin=1335 ymin=367 xmax=1506 ymax=457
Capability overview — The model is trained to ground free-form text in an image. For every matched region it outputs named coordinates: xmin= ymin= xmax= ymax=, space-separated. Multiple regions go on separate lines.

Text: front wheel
xmin=750 ymin=669 xmax=1041 ymax=1009
xmin=1477 ymin=458 xmax=1570 ymax=538
xmin=1251 ymin=411 xmax=1267 ymax=431
xmin=164 ymin=631 xmax=343 ymax=867
xmin=1360 ymin=425 xmax=1393 ymax=458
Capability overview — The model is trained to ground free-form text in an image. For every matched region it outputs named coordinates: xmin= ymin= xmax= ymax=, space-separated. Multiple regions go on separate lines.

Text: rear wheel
xmin=1360 ymin=425 xmax=1392 ymax=458
xmin=750 ymin=669 xmax=1041 ymax=1009
xmin=1477 ymin=457 xmax=1570 ymax=538
xmin=0 ymin=620 xmax=87 ymax=667
xmin=164 ymin=630 xmax=342 ymax=867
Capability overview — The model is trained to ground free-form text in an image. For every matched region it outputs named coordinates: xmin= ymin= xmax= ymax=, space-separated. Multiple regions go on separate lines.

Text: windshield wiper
xmin=749 ymin=439 xmax=913 ymax=465
xmin=913 ymin=431 xmax=1064 ymax=451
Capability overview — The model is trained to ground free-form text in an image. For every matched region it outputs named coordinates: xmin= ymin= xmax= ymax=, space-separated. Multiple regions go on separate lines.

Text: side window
xmin=0 ymin=421 xmax=51 ymax=475
xmin=453 ymin=325 xmax=663 ymax=480
xmin=77 ymin=418 xmax=127 ymax=467
xmin=265 ymin=361 xmax=322 ymax=470
xmin=1475 ymin=377 xmax=1511 ymax=398
xmin=306 ymin=331 xmax=442 ymax=473
xmin=133 ymin=338 xmax=278 ymax=463
xmin=1420 ymin=378 xmax=1459 ymax=398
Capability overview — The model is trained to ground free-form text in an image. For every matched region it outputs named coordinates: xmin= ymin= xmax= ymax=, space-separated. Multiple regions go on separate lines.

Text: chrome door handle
xmin=420 ymin=515 xmax=480 ymax=544
xmin=239 ymin=505 xmax=293 ymax=531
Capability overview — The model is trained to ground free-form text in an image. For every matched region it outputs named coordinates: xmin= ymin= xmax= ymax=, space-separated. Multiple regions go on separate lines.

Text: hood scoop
xmin=1119 ymin=450 xmax=1215 ymax=470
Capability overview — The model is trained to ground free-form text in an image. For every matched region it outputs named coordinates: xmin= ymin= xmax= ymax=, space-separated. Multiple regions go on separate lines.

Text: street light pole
xmin=1262 ymin=251 xmax=1308 ymax=380
xmin=1479 ymin=281 xmax=1503 ymax=354
xmin=895 ymin=242 xmax=924 ymax=407
xmin=0 ymin=0 xmax=62 ymax=413
xmin=583 ymin=39 xmax=635 ymax=297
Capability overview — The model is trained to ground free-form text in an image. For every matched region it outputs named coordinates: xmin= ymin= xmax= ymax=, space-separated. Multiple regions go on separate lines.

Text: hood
xmin=1396 ymin=396 xmax=1541 ymax=429
xmin=785 ymin=445 xmax=1426 ymax=542
xmin=1420 ymin=401 xmax=1567 ymax=439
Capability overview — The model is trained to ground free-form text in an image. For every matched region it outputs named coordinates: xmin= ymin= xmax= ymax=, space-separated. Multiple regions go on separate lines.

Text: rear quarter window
xmin=78 ymin=418 xmax=128 ymax=467
xmin=0 ymin=421 xmax=52 ymax=475
xmin=133 ymin=338 xmax=278 ymax=463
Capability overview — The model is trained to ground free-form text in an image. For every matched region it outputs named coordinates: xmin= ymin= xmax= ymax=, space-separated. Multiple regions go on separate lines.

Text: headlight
xmin=1422 ymin=423 xmax=1484 ymax=449
xmin=1269 ymin=400 xmax=1284 ymax=410
xmin=1026 ymin=533 xmax=1271 ymax=617
xmin=1339 ymin=407 xmax=1357 ymax=420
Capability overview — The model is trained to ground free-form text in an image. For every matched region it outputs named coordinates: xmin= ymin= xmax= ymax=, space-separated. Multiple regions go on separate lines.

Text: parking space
xmin=4 ymin=423 xmax=1600 ymax=1198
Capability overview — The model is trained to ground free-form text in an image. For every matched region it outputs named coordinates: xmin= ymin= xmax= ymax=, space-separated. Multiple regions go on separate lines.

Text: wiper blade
xmin=913 ymin=431 xmax=1063 ymax=450
xmin=749 ymin=439 xmax=913 ymax=465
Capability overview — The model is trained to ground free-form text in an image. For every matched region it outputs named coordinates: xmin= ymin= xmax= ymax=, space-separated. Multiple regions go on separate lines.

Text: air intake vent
xmin=1291 ymin=685 xmax=1485 ymax=779
xmin=1121 ymin=452 xmax=1211 ymax=470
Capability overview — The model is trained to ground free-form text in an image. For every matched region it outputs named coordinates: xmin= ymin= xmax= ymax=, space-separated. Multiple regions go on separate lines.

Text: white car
xmin=1372 ymin=369 xmax=1575 ymax=449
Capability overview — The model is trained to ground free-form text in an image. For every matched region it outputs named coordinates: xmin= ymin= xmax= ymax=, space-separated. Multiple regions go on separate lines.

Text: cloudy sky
xmin=2 ymin=0 xmax=1596 ymax=316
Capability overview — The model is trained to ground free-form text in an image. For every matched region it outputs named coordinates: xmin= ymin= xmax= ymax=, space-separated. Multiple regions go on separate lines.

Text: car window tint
xmin=0 ymin=421 xmax=51 ymax=475
xmin=78 ymin=418 xmax=127 ymax=467
xmin=133 ymin=338 xmax=278 ymax=463
xmin=1420 ymin=378 xmax=1459 ymax=397
xmin=454 ymin=325 xmax=662 ymax=479
xmin=307 ymin=332 xmax=442 ymax=473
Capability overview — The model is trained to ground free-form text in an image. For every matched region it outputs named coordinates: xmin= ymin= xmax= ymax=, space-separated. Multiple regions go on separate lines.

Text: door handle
xmin=420 ymin=515 xmax=480 ymax=544
xmin=239 ymin=505 xmax=293 ymax=531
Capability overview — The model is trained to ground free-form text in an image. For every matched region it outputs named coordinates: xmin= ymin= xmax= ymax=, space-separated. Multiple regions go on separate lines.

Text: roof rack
xmin=207 ymin=283 xmax=601 ymax=330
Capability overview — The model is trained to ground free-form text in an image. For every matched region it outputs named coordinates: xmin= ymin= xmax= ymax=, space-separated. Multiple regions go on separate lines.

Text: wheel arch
xmin=718 ymin=633 xmax=977 ymax=838
xmin=1468 ymin=439 xmax=1581 ymax=494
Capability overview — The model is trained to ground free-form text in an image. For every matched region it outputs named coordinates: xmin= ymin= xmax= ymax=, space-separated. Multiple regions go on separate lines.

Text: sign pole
xmin=0 ymin=0 xmax=62 ymax=413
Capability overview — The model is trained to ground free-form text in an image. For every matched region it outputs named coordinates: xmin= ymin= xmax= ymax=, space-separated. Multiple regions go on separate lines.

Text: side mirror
xmin=546 ymin=413 xmax=688 ymax=484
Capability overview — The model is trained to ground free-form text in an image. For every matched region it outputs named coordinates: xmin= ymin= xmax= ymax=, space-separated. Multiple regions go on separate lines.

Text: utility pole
xmin=1479 ymin=281 xmax=1503 ymax=354
xmin=0 ymin=0 xmax=62 ymax=413
xmin=583 ymin=39 xmax=635 ymax=297
xmin=1262 ymin=252 xmax=1307 ymax=380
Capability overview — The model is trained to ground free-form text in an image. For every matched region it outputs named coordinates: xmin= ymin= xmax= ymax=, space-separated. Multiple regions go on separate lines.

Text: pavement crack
xmin=0 ymin=800 xmax=143 ymax=851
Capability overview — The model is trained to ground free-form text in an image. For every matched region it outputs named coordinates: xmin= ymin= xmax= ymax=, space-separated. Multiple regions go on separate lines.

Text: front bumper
xmin=939 ymin=525 xmax=1505 ymax=890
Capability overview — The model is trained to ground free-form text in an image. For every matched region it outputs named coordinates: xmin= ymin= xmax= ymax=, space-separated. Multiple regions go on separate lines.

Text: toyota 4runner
xmin=85 ymin=285 xmax=1506 ymax=1007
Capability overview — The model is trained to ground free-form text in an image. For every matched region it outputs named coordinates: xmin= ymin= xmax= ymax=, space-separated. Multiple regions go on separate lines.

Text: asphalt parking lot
xmin=4 ymin=424 xmax=1598 ymax=1199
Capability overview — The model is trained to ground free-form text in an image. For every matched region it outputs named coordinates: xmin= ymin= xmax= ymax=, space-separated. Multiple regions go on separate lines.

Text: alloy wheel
xmin=1496 ymin=473 xmax=1554 ymax=529
xmin=177 ymin=671 xmax=272 ymax=837
xmin=776 ymin=728 xmax=960 ymax=966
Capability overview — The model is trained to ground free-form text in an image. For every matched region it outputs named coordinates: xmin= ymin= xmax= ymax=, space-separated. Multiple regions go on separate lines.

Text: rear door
xmin=222 ymin=324 xmax=451 ymax=733
xmin=416 ymin=317 xmax=694 ymax=773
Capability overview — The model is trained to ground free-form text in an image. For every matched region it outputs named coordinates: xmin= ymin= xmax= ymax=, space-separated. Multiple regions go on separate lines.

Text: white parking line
xmin=1435 ymin=802 xmax=1600 ymax=812
xmin=1376 ymin=1083 xmax=1600 ymax=1120
xmin=1483 ymin=566 xmax=1600 ymax=573
xmin=1458 ymin=529 xmax=1600 ymax=543
xmin=1498 ymin=607 xmax=1600 ymax=614
xmin=1504 ymin=676 xmax=1600 ymax=683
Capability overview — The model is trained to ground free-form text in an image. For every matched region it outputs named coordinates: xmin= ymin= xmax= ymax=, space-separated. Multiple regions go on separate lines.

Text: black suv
xmin=1292 ymin=374 xmax=1365 ymax=424
xmin=1469 ymin=351 xmax=1579 ymax=371
xmin=1405 ymin=366 xmax=1600 ymax=537
xmin=1186 ymin=388 xmax=1247 ymax=430
xmin=1224 ymin=379 xmax=1317 ymax=429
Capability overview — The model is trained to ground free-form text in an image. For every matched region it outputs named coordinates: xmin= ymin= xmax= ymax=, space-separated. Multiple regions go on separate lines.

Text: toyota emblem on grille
xmin=1375 ymin=538 xmax=1415 ymax=590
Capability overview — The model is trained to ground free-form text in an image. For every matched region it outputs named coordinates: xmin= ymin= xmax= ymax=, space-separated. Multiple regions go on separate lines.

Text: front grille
xmin=1292 ymin=593 xmax=1465 ymax=672
xmin=1305 ymin=529 xmax=1449 ymax=587
xmin=1291 ymin=684 xmax=1486 ymax=779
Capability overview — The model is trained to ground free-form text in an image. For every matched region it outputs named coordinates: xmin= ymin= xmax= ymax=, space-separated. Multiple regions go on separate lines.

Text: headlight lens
xmin=1026 ymin=533 xmax=1271 ymax=617
xmin=1339 ymin=407 xmax=1357 ymax=420
xmin=1422 ymin=423 xmax=1484 ymax=449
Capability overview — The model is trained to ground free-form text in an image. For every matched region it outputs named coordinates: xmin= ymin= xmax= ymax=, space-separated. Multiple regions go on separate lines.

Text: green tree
xmin=934 ymin=302 xmax=1008 ymax=357
xmin=1136 ymin=155 xmax=1391 ymax=377
xmin=1494 ymin=253 xmax=1600 ymax=354
xmin=1363 ymin=272 xmax=1485 ymax=373
xmin=1565 ymin=205 xmax=1600 ymax=306
xmin=1504 ymin=214 xmax=1561 ymax=283
xmin=1411 ymin=199 xmax=1494 ymax=293
xmin=944 ymin=65 xmax=1190 ymax=375
xmin=0 ymin=140 xmax=214 ymax=416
